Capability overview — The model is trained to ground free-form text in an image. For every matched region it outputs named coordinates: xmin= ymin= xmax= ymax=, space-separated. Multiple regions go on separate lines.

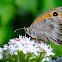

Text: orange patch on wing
xmin=35 ymin=10 xmax=62 ymax=24
xmin=35 ymin=13 xmax=53 ymax=24
xmin=58 ymin=13 xmax=62 ymax=17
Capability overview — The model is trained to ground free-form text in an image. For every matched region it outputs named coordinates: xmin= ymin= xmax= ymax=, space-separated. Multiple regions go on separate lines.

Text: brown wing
xmin=27 ymin=7 xmax=62 ymax=46
xmin=30 ymin=17 xmax=62 ymax=46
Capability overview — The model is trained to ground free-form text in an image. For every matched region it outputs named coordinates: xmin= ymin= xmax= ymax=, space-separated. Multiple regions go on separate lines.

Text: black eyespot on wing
xmin=53 ymin=12 xmax=58 ymax=16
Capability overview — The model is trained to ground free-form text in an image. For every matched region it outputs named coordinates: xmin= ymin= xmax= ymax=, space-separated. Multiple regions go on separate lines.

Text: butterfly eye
xmin=53 ymin=12 xmax=58 ymax=16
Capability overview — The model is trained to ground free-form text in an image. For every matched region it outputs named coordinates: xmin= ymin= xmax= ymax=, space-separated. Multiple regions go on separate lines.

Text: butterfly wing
xmin=26 ymin=7 xmax=62 ymax=45
xmin=32 ymin=17 xmax=62 ymax=45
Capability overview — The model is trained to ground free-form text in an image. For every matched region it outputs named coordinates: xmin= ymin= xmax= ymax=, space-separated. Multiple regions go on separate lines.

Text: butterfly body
xmin=26 ymin=7 xmax=62 ymax=46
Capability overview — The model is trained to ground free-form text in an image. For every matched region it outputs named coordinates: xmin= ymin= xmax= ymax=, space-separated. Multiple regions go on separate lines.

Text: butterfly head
xmin=25 ymin=27 xmax=36 ymax=38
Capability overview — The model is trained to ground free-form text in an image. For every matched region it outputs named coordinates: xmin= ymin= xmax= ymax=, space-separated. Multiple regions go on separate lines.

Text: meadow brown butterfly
xmin=26 ymin=7 xmax=62 ymax=46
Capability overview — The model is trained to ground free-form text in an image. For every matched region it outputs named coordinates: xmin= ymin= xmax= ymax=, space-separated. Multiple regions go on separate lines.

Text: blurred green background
xmin=0 ymin=0 xmax=62 ymax=57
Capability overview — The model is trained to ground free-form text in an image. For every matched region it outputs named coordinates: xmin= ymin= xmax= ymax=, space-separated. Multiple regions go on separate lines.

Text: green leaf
xmin=0 ymin=0 xmax=15 ymax=25
xmin=14 ymin=0 xmax=38 ymax=14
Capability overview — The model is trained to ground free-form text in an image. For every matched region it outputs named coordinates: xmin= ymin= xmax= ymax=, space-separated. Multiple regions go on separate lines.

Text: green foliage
xmin=0 ymin=0 xmax=15 ymax=25
xmin=14 ymin=0 xmax=38 ymax=14
xmin=0 ymin=50 xmax=45 ymax=62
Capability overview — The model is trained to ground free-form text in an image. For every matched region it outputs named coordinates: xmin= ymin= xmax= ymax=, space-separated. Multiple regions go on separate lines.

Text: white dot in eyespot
xmin=54 ymin=14 xmax=56 ymax=15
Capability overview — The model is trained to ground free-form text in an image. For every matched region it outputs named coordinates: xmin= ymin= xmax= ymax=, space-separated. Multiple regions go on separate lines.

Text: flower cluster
xmin=42 ymin=56 xmax=62 ymax=62
xmin=51 ymin=56 xmax=62 ymax=62
xmin=0 ymin=35 xmax=55 ymax=62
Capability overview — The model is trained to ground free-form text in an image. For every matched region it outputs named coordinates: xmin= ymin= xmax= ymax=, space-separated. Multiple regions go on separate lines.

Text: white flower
xmin=56 ymin=57 xmax=62 ymax=62
xmin=42 ymin=57 xmax=50 ymax=62
xmin=42 ymin=56 xmax=62 ymax=62
xmin=0 ymin=54 xmax=3 ymax=59
xmin=50 ymin=57 xmax=62 ymax=62
xmin=0 ymin=48 xmax=3 ymax=59
xmin=13 ymin=51 xmax=18 ymax=55
xmin=0 ymin=35 xmax=55 ymax=60
xmin=40 ymin=43 xmax=55 ymax=56
xmin=0 ymin=47 xmax=3 ymax=52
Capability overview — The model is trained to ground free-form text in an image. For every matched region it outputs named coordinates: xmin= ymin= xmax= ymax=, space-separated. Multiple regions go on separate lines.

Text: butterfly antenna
xmin=14 ymin=27 xmax=26 ymax=33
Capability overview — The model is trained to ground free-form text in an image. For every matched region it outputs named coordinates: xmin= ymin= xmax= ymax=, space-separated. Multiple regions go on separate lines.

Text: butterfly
xmin=26 ymin=7 xmax=62 ymax=46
